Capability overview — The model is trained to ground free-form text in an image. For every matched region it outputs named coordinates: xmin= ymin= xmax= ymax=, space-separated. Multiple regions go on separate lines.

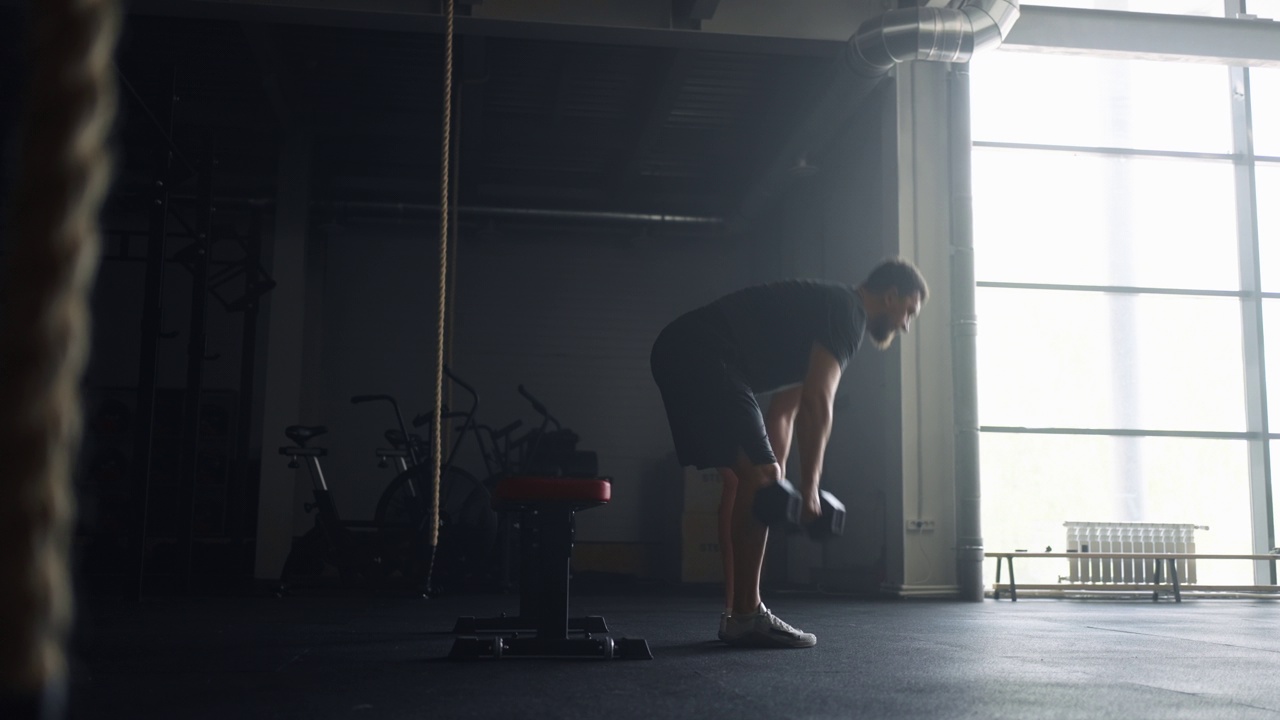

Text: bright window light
xmin=1247 ymin=0 xmax=1280 ymax=20
xmin=974 ymin=148 xmax=1240 ymax=289
xmin=978 ymin=288 xmax=1247 ymax=432
xmin=971 ymin=52 xmax=1234 ymax=153
xmin=1253 ymin=67 xmax=1280 ymax=158
xmin=981 ymin=433 xmax=1252 ymax=586
xmin=1259 ymin=163 xmax=1280 ymax=290
xmin=1261 ymin=300 xmax=1280 ymax=423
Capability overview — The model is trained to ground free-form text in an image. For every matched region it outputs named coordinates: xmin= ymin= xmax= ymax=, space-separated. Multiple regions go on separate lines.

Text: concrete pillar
xmin=253 ymin=132 xmax=312 ymax=579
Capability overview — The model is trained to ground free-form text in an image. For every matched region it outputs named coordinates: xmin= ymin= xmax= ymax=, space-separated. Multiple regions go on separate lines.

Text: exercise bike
xmin=276 ymin=375 xmax=497 ymax=595
xmin=371 ymin=368 xmax=517 ymax=593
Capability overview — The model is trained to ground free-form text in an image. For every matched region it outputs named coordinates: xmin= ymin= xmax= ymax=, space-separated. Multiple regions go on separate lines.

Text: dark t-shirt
xmin=702 ymin=279 xmax=866 ymax=392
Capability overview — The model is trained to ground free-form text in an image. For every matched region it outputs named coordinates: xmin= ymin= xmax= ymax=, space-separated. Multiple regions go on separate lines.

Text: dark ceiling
xmin=0 ymin=4 xmax=846 ymax=230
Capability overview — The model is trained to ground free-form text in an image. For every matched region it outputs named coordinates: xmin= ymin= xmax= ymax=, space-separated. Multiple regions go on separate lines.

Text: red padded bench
xmin=449 ymin=475 xmax=651 ymax=660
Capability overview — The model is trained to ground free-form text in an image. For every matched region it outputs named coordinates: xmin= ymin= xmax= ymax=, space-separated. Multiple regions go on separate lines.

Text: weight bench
xmin=987 ymin=551 xmax=1280 ymax=602
xmin=449 ymin=475 xmax=652 ymax=660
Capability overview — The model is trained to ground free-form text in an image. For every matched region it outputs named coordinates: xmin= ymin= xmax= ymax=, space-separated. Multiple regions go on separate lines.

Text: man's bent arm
xmin=793 ymin=343 xmax=841 ymax=501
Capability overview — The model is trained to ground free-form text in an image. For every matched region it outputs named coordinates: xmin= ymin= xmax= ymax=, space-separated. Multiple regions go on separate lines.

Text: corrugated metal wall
xmin=311 ymin=224 xmax=754 ymax=557
xmin=450 ymin=232 xmax=753 ymax=543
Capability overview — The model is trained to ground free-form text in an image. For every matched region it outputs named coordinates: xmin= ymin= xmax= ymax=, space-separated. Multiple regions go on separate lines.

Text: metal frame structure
xmin=103 ymin=63 xmax=278 ymax=597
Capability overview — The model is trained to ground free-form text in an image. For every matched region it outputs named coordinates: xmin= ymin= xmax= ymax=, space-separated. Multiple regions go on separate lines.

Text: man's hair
xmin=862 ymin=258 xmax=929 ymax=302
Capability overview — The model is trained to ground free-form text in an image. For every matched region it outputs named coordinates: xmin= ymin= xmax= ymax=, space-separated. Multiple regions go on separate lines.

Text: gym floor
xmin=70 ymin=585 xmax=1280 ymax=720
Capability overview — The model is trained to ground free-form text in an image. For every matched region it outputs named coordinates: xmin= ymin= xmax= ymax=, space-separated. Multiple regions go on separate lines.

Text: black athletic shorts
xmin=649 ymin=308 xmax=776 ymax=470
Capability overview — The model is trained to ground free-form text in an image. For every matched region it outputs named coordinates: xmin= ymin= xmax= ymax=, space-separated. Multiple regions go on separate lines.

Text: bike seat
xmin=384 ymin=429 xmax=423 ymax=449
xmin=285 ymin=425 xmax=328 ymax=445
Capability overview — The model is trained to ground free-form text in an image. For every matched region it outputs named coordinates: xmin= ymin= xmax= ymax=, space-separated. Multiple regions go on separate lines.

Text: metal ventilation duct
xmin=849 ymin=0 xmax=1021 ymax=74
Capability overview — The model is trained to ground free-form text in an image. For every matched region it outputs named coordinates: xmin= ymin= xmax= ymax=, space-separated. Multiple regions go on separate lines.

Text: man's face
xmin=868 ymin=289 xmax=923 ymax=350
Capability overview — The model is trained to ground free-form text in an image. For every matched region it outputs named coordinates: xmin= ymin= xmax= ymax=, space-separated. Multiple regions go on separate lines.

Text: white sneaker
xmin=721 ymin=603 xmax=816 ymax=648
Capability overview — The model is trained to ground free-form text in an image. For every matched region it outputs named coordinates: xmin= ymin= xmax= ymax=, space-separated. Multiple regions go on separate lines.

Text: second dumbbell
xmin=751 ymin=478 xmax=846 ymax=540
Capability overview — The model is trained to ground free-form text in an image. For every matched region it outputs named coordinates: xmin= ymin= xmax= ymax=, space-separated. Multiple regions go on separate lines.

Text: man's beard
xmin=868 ymin=317 xmax=895 ymax=350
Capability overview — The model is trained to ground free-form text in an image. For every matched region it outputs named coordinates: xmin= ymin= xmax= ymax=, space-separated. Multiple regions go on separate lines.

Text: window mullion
xmin=1228 ymin=52 xmax=1276 ymax=581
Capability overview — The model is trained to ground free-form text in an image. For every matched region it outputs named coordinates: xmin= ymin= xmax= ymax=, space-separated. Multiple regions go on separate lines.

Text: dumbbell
xmin=751 ymin=478 xmax=846 ymax=540
xmin=752 ymin=477 xmax=802 ymax=529
xmin=807 ymin=490 xmax=846 ymax=540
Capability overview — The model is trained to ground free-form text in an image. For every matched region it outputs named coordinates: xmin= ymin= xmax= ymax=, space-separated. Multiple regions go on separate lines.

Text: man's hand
xmin=801 ymin=491 xmax=822 ymax=525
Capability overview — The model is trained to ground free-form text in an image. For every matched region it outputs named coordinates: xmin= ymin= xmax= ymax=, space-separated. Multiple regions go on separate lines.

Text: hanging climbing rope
xmin=424 ymin=0 xmax=457 ymax=593
xmin=0 ymin=0 xmax=120 ymax=714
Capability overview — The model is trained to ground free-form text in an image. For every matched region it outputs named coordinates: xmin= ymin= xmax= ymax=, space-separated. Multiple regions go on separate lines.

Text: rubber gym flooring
xmin=70 ymin=584 xmax=1280 ymax=720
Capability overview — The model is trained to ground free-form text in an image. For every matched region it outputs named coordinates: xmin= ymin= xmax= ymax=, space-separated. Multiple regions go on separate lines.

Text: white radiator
xmin=1063 ymin=522 xmax=1207 ymax=585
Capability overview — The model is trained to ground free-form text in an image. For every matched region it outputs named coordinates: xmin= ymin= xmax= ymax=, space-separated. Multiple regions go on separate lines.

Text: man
xmin=650 ymin=258 xmax=927 ymax=648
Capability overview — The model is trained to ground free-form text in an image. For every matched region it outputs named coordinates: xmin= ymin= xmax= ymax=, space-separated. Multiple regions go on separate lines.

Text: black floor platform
xmin=69 ymin=586 xmax=1280 ymax=719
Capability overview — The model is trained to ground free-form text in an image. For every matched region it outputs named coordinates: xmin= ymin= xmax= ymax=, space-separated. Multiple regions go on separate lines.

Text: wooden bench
xmin=986 ymin=551 xmax=1280 ymax=602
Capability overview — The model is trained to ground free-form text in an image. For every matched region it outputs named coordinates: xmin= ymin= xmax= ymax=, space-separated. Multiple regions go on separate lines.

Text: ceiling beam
xmin=12 ymin=0 xmax=854 ymax=57
xmin=1003 ymin=5 xmax=1280 ymax=68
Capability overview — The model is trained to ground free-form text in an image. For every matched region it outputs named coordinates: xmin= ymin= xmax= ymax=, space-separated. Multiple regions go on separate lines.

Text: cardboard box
xmin=681 ymin=511 xmax=723 ymax=584
xmin=572 ymin=542 xmax=652 ymax=578
xmin=683 ymin=467 xmax=723 ymax=514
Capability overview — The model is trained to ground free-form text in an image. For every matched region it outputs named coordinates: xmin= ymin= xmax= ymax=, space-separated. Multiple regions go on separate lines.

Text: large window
xmin=978 ymin=290 xmax=1246 ymax=432
xmin=970 ymin=53 xmax=1233 ymax=152
xmin=973 ymin=149 xmax=1240 ymax=289
xmin=971 ymin=43 xmax=1275 ymax=588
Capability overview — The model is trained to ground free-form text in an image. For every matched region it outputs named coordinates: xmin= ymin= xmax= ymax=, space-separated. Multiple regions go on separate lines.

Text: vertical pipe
xmin=175 ymin=136 xmax=215 ymax=592
xmin=125 ymin=144 xmax=172 ymax=600
xmin=948 ymin=63 xmax=984 ymax=601
xmin=230 ymin=209 xmax=264 ymax=582
xmin=253 ymin=131 xmax=310 ymax=581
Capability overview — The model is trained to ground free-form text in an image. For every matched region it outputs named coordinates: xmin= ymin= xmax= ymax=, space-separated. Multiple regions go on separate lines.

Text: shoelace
xmin=761 ymin=607 xmax=803 ymax=634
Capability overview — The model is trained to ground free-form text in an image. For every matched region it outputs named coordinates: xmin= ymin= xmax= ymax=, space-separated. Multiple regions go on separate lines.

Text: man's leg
xmin=727 ymin=453 xmax=781 ymax=616
xmin=720 ymin=390 xmax=800 ymax=616
xmin=715 ymin=467 xmax=738 ymax=613
xmin=720 ymin=452 xmax=816 ymax=647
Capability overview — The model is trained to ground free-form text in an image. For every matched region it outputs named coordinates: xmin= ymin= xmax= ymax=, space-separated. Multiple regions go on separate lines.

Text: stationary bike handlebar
xmin=445 ymin=364 xmax=475 ymax=400
xmin=518 ymin=384 xmax=560 ymax=430
xmin=491 ymin=419 xmax=523 ymax=441
xmin=350 ymin=394 xmax=418 ymax=467
xmin=412 ymin=364 xmax=478 ymax=429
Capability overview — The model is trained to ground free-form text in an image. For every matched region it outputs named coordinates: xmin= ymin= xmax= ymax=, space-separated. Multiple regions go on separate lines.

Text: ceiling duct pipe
xmin=316 ymin=200 xmax=726 ymax=228
xmin=848 ymin=0 xmax=1020 ymax=73
xmin=732 ymin=0 xmax=1018 ymax=227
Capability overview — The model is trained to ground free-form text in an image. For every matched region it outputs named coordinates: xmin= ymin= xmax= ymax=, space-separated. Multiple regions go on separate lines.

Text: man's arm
xmin=794 ymin=343 xmax=842 ymax=521
xmin=764 ymin=386 xmax=802 ymax=473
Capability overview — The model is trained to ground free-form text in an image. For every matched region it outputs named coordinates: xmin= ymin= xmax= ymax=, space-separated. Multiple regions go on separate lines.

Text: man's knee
xmin=730 ymin=456 xmax=782 ymax=491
